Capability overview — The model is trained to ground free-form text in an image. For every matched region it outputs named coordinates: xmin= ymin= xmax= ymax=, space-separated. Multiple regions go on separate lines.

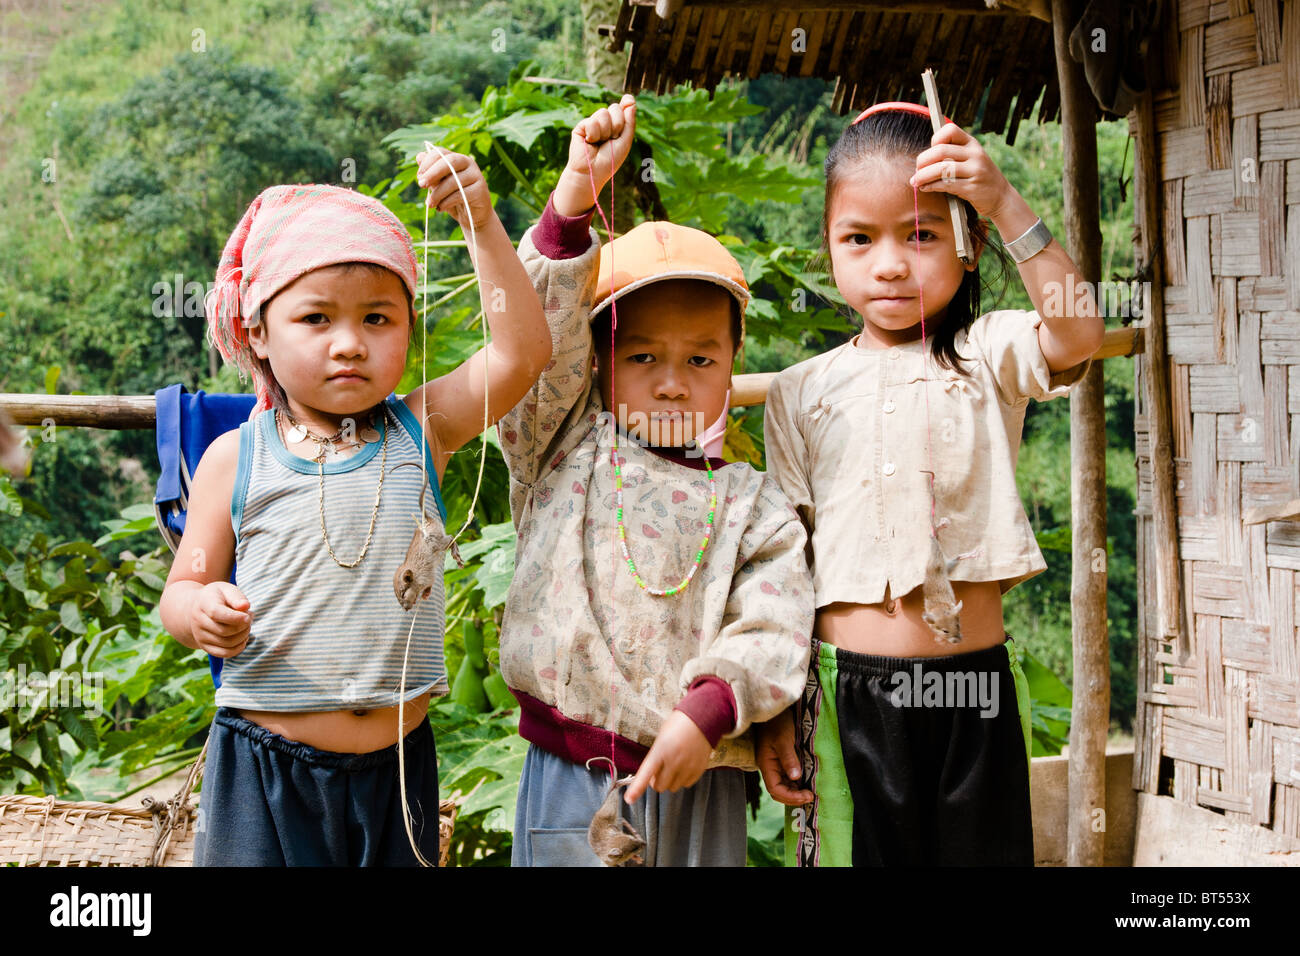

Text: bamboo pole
xmin=0 ymin=328 xmax=1143 ymax=429
xmin=1053 ymin=0 xmax=1108 ymax=869
xmin=0 ymin=394 xmax=158 ymax=429
xmin=1132 ymin=76 xmax=1185 ymax=647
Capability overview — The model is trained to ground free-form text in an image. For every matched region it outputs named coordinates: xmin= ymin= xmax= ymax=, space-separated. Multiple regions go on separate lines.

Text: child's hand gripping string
xmin=909 ymin=122 xmax=1102 ymax=364
xmin=907 ymin=121 xmax=1015 ymax=221
xmin=554 ymin=93 xmax=637 ymax=218
xmin=416 ymin=148 xmax=494 ymax=231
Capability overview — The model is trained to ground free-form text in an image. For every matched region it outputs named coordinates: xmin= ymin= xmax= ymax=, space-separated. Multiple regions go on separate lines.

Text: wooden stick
xmin=0 ymin=394 xmax=158 ymax=429
xmin=921 ymin=68 xmax=974 ymax=264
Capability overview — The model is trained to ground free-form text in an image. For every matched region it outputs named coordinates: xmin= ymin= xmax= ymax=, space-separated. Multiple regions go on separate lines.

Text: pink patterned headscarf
xmin=205 ymin=184 xmax=419 ymax=415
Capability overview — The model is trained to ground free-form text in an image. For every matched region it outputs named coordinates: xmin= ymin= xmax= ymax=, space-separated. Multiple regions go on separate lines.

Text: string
xmin=395 ymin=142 xmax=494 ymax=866
xmin=424 ymin=143 xmax=493 ymax=547
xmin=911 ymin=180 xmax=937 ymax=536
xmin=581 ymin=136 xmax=620 ymax=786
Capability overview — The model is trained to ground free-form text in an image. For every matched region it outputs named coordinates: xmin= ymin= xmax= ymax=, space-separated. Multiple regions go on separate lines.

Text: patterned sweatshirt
xmin=496 ymin=202 xmax=814 ymax=773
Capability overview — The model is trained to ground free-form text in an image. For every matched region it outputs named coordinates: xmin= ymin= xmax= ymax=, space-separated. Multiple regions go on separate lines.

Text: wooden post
xmin=1052 ymin=0 xmax=1108 ymax=868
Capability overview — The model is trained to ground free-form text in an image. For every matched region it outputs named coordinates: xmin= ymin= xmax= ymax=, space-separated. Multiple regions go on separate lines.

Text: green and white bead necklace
xmin=611 ymin=430 xmax=717 ymax=597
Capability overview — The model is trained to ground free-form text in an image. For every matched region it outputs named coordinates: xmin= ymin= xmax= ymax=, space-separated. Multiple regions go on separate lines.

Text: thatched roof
xmin=610 ymin=1 xmax=1061 ymax=143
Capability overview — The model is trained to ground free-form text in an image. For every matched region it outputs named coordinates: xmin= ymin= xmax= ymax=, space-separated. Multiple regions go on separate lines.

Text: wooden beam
xmin=1053 ymin=0 xmax=1108 ymax=870
xmin=0 ymin=328 xmax=1146 ymax=429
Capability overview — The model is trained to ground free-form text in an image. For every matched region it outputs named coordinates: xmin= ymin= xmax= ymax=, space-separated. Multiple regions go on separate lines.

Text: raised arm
xmin=495 ymin=96 xmax=641 ymax=489
xmin=408 ymin=150 xmax=552 ymax=475
xmin=909 ymin=122 xmax=1104 ymax=372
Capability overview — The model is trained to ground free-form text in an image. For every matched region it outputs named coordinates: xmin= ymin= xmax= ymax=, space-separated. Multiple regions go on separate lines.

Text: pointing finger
xmin=624 ymin=756 xmax=657 ymax=804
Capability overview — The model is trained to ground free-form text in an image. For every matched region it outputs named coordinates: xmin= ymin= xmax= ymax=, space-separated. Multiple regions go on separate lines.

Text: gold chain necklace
xmin=276 ymin=405 xmax=389 ymax=569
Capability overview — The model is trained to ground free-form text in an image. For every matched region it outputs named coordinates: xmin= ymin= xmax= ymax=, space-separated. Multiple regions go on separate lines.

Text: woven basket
xmin=0 ymin=792 xmax=458 ymax=867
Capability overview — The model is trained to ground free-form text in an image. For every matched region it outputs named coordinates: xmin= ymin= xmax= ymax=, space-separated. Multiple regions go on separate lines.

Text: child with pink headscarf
xmin=159 ymin=153 xmax=549 ymax=865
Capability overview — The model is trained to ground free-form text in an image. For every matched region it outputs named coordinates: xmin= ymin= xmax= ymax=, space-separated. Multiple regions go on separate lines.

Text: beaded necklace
xmin=275 ymin=404 xmax=390 ymax=569
xmin=611 ymin=434 xmax=716 ymax=597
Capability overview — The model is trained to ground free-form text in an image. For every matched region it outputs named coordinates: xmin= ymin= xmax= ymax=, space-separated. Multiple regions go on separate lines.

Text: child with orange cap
xmin=497 ymin=96 xmax=814 ymax=866
xmin=161 ymin=153 xmax=551 ymax=865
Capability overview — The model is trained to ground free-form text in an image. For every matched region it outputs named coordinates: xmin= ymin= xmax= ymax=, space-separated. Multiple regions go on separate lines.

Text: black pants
xmin=194 ymin=707 xmax=440 ymax=866
xmin=794 ymin=638 xmax=1032 ymax=866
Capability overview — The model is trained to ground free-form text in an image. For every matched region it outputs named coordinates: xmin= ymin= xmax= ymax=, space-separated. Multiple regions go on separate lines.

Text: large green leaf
xmin=59 ymin=601 xmax=86 ymax=636
xmin=0 ymin=476 xmax=21 ymax=517
xmin=487 ymin=107 xmax=579 ymax=151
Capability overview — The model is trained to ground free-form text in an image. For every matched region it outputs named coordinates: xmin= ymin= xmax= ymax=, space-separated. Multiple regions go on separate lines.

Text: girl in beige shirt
xmin=758 ymin=102 xmax=1103 ymax=865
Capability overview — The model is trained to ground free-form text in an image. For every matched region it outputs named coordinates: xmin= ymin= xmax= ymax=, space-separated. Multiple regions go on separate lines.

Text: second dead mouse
xmin=587 ymin=775 xmax=645 ymax=867
xmin=921 ymin=533 xmax=963 ymax=644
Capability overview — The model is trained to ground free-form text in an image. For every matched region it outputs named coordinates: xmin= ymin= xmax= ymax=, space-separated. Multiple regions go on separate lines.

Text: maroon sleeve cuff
xmin=533 ymin=193 xmax=596 ymax=260
xmin=673 ymin=676 xmax=738 ymax=749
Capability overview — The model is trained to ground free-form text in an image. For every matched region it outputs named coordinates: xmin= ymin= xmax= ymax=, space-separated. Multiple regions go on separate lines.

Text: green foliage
xmin=429 ymin=701 xmax=526 ymax=866
xmin=77 ymin=44 xmax=336 ymax=393
xmin=745 ymin=795 xmax=786 ymax=867
xmin=380 ymin=62 xmax=854 ymax=375
xmin=1016 ymin=641 xmax=1073 ymax=757
xmin=0 ymin=492 xmax=209 ymax=798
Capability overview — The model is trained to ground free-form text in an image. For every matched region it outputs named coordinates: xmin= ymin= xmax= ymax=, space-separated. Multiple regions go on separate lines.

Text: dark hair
xmin=822 ymin=109 xmax=1013 ymax=374
xmin=590 ymin=280 xmax=744 ymax=362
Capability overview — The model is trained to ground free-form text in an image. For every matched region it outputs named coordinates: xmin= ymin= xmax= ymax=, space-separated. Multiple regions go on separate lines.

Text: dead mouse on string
xmin=391 ymin=461 xmax=465 ymax=610
xmin=585 ymin=757 xmax=645 ymax=867
xmin=916 ymin=479 xmax=962 ymax=644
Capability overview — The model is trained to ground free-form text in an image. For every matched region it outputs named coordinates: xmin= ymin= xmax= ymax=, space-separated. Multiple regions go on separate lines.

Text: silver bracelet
xmin=1004 ymin=217 xmax=1053 ymax=263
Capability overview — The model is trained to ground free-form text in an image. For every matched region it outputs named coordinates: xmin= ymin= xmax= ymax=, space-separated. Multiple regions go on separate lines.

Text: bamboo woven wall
xmin=1133 ymin=0 xmax=1300 ymax=838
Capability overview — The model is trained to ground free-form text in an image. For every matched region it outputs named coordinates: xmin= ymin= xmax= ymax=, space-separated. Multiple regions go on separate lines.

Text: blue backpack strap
xmin=153 ymin=384 xmax=186 ymax=550
xmin=152 ymin=385 xmax=258 ymax=690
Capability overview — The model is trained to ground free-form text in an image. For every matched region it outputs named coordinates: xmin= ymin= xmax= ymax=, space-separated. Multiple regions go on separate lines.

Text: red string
xmin=911 ymin=181 xmax=937 ymax=537
xmin=582 ymin=137 xmax=620 ymax=784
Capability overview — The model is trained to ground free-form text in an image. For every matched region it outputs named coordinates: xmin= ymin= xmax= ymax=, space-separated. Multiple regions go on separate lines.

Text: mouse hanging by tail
xmin=918 ymin=496 xmax=962 ymax=644
xmin=392 ymin=461 xmax=465 ymax=610
xmin=586 ymin=758 xmax=646 ymax=866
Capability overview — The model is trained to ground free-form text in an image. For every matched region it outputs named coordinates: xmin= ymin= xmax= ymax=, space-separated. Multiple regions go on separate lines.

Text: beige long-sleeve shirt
xmin=496 ymin=222 xmax=814 ymax=771
xmin=763 ymin=310 xmax=1090 ymax=608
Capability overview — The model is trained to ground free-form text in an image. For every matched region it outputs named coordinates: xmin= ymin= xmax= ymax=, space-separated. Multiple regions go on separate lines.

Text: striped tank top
xmin=217 ymin=394 xmax=449 ymax=712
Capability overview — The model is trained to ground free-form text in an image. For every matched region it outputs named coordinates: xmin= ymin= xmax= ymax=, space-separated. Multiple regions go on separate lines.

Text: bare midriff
xmin=236 ymin=692 xmax=433 ymax=754
xmin=814 ymin=580 xmax=1006 ymax=658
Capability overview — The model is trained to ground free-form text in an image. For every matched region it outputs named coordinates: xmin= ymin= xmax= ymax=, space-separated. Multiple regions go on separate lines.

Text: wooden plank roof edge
xmin=630 ymin=0 xmax=1050 ymax=19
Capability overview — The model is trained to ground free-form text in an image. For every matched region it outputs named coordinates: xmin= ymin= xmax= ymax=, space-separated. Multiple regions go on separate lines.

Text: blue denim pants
xmin=511 ymin=743 xmax=748 ymax=867
xmin=194 ymin=707 xmax=440 ymax=866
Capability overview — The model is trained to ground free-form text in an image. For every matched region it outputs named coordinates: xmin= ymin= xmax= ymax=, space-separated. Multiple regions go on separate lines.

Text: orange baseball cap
xmin=592 ymin=221 xmax=750 ymax=342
